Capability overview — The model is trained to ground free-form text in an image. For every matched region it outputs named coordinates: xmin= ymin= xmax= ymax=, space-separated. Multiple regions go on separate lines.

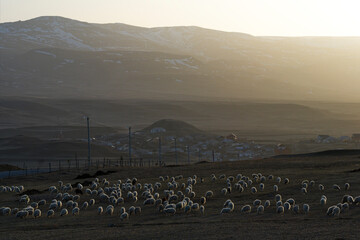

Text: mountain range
xmin=1 ymin=16 xmax=360 ymax=101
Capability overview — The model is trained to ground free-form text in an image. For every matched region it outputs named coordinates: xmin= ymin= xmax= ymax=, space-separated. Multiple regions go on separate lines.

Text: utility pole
xmin=158 ymin=137 xmax=162 ymax=166
xmin=174 ymin=137 xmax=178 ymax=165
xmin=128 ymin=126 xmax=132 ymax=166
xmin=87 ymin=116 xmax=91 ymax=169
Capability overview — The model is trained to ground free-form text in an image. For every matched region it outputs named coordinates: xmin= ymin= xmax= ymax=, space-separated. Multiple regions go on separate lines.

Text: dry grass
xmin=1 ymin=154 xmax=360 ymax=240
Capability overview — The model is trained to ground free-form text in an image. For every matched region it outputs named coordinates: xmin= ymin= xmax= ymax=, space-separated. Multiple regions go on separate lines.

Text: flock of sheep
xmin=0 ymin=172 xmax=359 ymax=222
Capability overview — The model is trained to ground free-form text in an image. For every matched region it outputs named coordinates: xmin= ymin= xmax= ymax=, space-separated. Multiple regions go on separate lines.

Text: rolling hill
xmin=1 ymin=16 xmax=360 ymax=101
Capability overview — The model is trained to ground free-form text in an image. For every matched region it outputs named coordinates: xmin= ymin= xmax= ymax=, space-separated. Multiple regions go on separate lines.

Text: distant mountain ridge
xmin=1 ymin=16 xmax=360 ymax=101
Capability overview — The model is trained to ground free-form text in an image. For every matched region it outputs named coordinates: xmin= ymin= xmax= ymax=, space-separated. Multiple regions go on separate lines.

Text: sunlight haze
xmin=1 ymin=0 xmax=360 ymax=36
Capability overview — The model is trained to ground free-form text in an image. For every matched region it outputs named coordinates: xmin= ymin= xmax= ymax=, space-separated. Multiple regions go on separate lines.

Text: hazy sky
xmin=1 ymin=0 xmax=359 ymax=36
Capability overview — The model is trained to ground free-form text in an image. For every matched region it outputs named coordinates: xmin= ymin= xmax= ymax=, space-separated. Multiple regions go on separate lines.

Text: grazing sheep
xmin=16 ymin=210 xmax=28 ymax=219
xmin=347 ymin=196 xmax=354 ymax=204
xmin=320 ymin=197 xmax=327 ymax=206
xmin=184 ymin=205 xmax=191 ymax=214
xmin=81 ymin=201 xmax=89 ymax=210
xmin=47 ymin=210 xmax=55 ymax=218
xmin=275 ymin=194 xmax=282 ymax=202
xmin=345 ymin=183 xmax=350 ymax=191
xmin=284 ymin=178 xmax=289 ymax=184
xmin=129 ymin=206 xmax=135 ymax=215
xmin=144 ymin=198 xmax=155 ymax=206
xmin=190 ymin=191 xmax=196 ymax=198
xmin=119 ymin=207 xmax=126 ymax=215
xmin=253 ymin=199 xmax=262 ymax=206
xmin=326 ymin=206 xmax=336 ymax=216
xmin=284 ymin=202 xmax=291 ymax=211
xmin=319 ymin=184 xmax=325 ymax=191
xmin=276 ymin=206 xmax=284 ymax=214
xmin=221 ymin=188 xmax=227 ymax=195
xmin=333 ymin=184 xmax=341 ymax=191
xmin=220 ymin=208 xmax=232 ymax=214
xmin=303 ymin=204 xmax=310 ymax=214
xmin=200 ymin=196 xmax=206 ymax=205
xmin=164 ymin=207 xmax=176 ymax=215
xmin=34 ymin=209 xmax=41 ymax=218
xmin=259 ymin=183 xmax=264 ymax=191
xmin=11 ymin=208 xmax=19 ymax=215
xmin=120 ymin=212 xmax=129 ymax=220
xmin=60 ymin=208 xmax=68 ymax=217
xmin=257 ymin=205 xmax=264 ymax=214
xmin=105 ymin=205 xmax=114 ymax=215
xmin=200 ymin=205 xmax=205 ymax=215
xmin=286 ymin=198 xmax=295 ymax=206
xmin=264 ymin=200 xmax=271 ymax=208
xmin=301 ymin=188 xmax=307 ymax=194
xmin=2 ymin=207 xmax=11 ymax=216
xmin=89 ymin=199 xmax=95 ymax=206
xmin=273 ymin=185 xmax=279 ymax=192
xmin=72 ymin=207 xmax=80 ymax=216
xmin=354 ymin=196 xmax=360 ymax=205
xmin=332 ymin=206 xmax=340 ymax=217
xmin=276 ymin=177 xmax=281 ymax=183
xmin=191 ymin=203 xmax=200 ymax=212
xmin=251 ymin=187 xmax=257 ymax=194
xmin=341 ymin=203 xmax=349 ymax=212
xmin=276 ymin=201 xmax=282 ymax=207
xmin=268 ymin=175 xmax=274 ymax=180
xmin=293 ymin=205 xmax=299 ymax=214
xmin=135 ymin=207 xmax=141 ymax=215
xmin=38 ymin=199 xmax=46 ymax=206
xmin=241 ymin=205 xmax=251 ymax=214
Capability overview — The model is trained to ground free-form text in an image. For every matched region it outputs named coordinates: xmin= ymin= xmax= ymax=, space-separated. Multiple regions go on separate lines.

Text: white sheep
xmin=303 ymin=204 xmax=310 ymax=214
xmin=333 ymin=184 xmax=341 ymax=191
xmin=257 ymin=205 xmax=264 ymax=214
xmin=60 ymin=208 xmax=68 ymax=217
xmin=164 ymin=207 xmax=176 ymax=215
xmin=251 ymin=187 xmax=257 ymax=194
xmin=253 ymin=199 xmax=262 ymax=206
xmin=284 ymin=202 xmax=291 ymax=211
xmin=105 ymin=205 xmax=114 ymax=215
xmin=241 ymin=205 xmax=251 ymax=213
xmin=264 ymin=200 xmax=271 ymax=208
xmin=259 ymin=183 xmax=264 ymax=191
xmin=16 ymin=210 xmax=28 ymax=219
xmin=72 ymin=207 xmax=80 ymax=216
xmin=120 ymin=212 xmax=129 ymax=220
xmin=276 ymin=206 xmax=284 ymax=214
xmin=275 ymin=194 xmax=282 ymax=202
xmin=284 ymin=178 xmax=290 ymax=184
xmin=344 ymin=183 xmax=350 ymax=191
xmin=319 ymin=184 xmax=325 ymax=191
xmin=293 ymin=205 xmax=299 ymax=214
xmin=135 ymin=206 xmax=141 ymax=215
xmin=129 ymin=206 xmax=135 ymax=215
xmin=97 ymin=206 xmax=103 ymax=215
xmin=220 ymin=208 xmax=232 ymax=214
xmin=34 ymin=209 xmax=41 ymax=218
xmin=276 ymin=177 xmax=281 ymax=183
xmin=200 ymin=205 xmax=205 ymax=215
xmin=81 ymin=201 xmax=89 ymax=210
xmin=273 ymin=185 xmax=278 ymax=192
xmin=332 ymin=206 xmax=340 ymax=217
xmin=47 ymin=209 xmax=55 ymax=218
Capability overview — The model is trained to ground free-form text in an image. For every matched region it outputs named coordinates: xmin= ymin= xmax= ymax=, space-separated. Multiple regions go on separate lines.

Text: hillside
xmin=1 ymin=16 xmax=360 ymax=101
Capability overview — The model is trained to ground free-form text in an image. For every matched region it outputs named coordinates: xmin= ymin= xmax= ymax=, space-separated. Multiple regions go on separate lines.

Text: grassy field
xmin=1 ymin=153 xmax=360 ymax=240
